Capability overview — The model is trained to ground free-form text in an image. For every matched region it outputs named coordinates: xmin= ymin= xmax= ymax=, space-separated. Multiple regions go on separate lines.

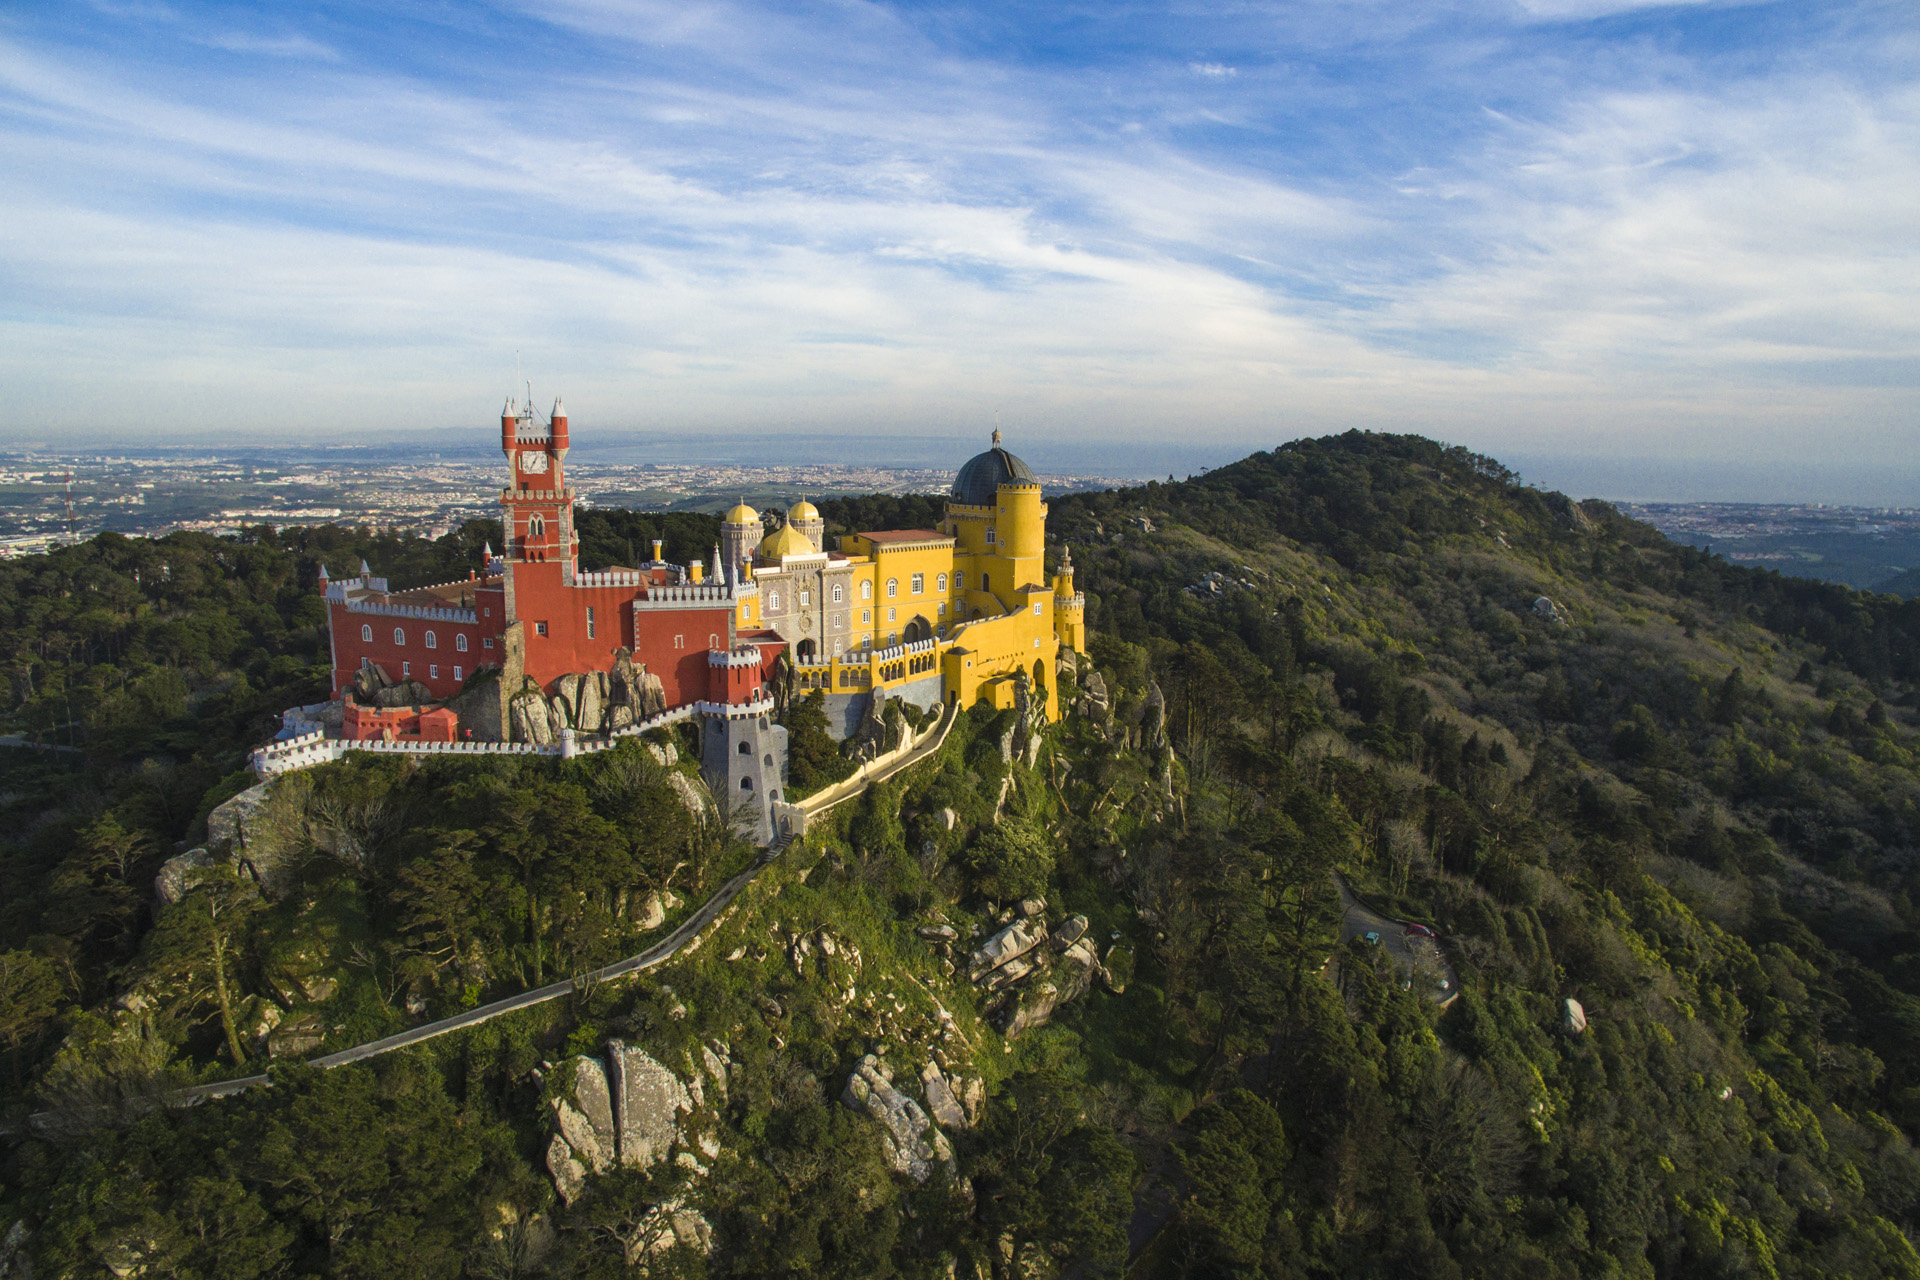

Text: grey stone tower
xmin=698 ymin=646 xmax=789 ymax=844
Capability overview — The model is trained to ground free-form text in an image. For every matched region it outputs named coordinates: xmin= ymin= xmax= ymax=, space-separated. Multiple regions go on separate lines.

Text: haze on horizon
xmin=2 ymin=0 xmax=1916 ymax=503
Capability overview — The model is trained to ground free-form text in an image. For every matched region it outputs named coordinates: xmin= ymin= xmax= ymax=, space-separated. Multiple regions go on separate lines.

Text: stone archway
xmin=795 ymin=638 xmax=817 ymax=664
xmin=903 ymin=615 xmax=932 ymax=644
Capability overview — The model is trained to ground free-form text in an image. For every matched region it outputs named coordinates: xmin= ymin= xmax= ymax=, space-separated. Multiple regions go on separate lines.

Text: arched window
xmin=980 ymin=573 xmax=990 ymax=593
xmin=937 ymin=573 xmax=947 ymax=592
xmin=738 ymin=740 xmax=751 ymax=755
xmin=886 ymin=578 xmax=898 ymax=598
xmin=455 ymin=634 xmax=468 ymax=652
xmin=425 ymin=631 xmax=437 ymax=649
xmin=861 ymin=581 xmax=872 ymax=600
xmin=763 ymin=754 xmax=773 ymax=767
xmin=831 ymin=582 xmax=843 ymax=603
xmin=394 ymin=627 xmax=406 ymax=645
xmin=361 ymin=624 xmax=372 ymax=642
xmin=740 ymin=776 xmax=753 ymax=791
xmin=529 ymin=515 xmax=545 ymax=537
xmin=887 ymin=607 xmax=896 ymax=622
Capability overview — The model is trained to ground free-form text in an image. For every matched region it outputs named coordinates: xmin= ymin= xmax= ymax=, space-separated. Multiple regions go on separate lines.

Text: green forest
xmin=2 ymin=431 xmax=1919 ymax=1278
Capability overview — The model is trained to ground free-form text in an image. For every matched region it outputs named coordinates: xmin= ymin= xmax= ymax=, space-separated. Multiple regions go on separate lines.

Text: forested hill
xmin=2 ymin=431 xmax=1920 ymax=1278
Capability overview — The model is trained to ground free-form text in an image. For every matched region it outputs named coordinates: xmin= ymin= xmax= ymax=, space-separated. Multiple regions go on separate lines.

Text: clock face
xmin=518 ymin=451 xmax=550 ymax=475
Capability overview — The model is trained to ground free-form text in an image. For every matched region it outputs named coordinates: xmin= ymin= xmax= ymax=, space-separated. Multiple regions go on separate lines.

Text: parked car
xmin=1363 ymin=931 xmax=1381 ymax=945
xmin=1404 ymin=922 xmax=1437 ymax=939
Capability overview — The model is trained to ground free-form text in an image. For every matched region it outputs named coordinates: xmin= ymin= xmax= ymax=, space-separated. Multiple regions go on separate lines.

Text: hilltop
xmin=2 ymin=432 xmax=1919 ymax=1279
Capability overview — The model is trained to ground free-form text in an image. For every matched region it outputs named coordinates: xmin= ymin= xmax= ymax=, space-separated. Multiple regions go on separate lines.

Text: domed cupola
xmin=951 ymin=429 xmax=1037 ymax=507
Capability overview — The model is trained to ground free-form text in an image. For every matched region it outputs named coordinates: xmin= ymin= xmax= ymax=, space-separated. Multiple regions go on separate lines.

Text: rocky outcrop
xmin=960 ymin=910 xmax=1107 ymax=1040
xmin=841 ymin=1055 xmax=953 ymax=1183
xmin=1075 ymin=670 xmax=1112 ymax=726
xmin=968 ymin=918 xmax=1047 ymax=982
xmin=609 ymin=1041 xmax=693 ymax=1169
xmin=664 ymin=771 xmax=709 ymax=819
xmin=154 ymin=846 xmax=217 ymax=907
xmin=1563 ymin=997 xmax=1587 ymax=1035
xmin=372 ymin=679 xmax=434 ymax=709
xmin=850 ymin=686 xmax=891 ymax=763
xmin=266 ymin=1011 xmax=326 ymax=1058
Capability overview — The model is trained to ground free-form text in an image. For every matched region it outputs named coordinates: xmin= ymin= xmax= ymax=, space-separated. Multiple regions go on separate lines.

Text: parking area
xmin=1332 ymin=873 xmax=1457 ymax=1004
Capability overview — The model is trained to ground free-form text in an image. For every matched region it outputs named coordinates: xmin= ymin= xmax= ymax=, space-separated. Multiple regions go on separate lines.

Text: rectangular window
xmin=861 ymin=609 xmax=871 ymax=623
xmin=910 ymin=573 xmax=924 ymax=594
xmin=938 ymin=602 xmax=947 ymax=616
xmin=535 ymin=621 xmax=549 ymax=637
xmin=587 ymin=606 xmax=596 ymax=639
xmin=483 ymin=637 xmax=494 ymax=649
xmin=986 ymin=527 xmax=996 ymax=545
xmin=1033 ymin=602 xmax=1042 ymax=615
xmin=674 ymin=635 xmax=684 ymax=649
xmin=430 ymin=664 xmax=439 ymax=679
xmin=454 ymin=665 xmax=463 ymax=680
xmin=799 ymin=590 xmax=811 ymax=606
xmin=402 ymin=661 xmax=410 ymax=677
xmin=887 ymin=607 xmax=896 ymax=622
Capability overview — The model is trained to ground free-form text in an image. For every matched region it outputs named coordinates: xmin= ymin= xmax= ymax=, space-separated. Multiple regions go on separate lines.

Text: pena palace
xmin=320 ymin=398 xmax=1087 ymax=753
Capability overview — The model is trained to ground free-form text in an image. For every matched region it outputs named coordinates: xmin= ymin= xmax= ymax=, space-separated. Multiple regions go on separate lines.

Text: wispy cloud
xmin=0 ymin=0 xmax=1914 ymax=489
xmin=192 ymin=30 xmax=340 ymax=61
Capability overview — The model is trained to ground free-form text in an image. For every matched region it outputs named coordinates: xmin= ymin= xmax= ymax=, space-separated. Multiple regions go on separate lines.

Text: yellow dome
xmin=788 ymin=499 xmax=820 ymax=522
xmin=723 ymin=501 xmax=760 ymax=525
xmin=758 ymin=522 xmax=816 ymax=559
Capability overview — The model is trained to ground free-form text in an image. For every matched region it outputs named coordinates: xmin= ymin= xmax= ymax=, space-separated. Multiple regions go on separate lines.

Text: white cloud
xmin=192 ymin=30 xmax=339 ymax=60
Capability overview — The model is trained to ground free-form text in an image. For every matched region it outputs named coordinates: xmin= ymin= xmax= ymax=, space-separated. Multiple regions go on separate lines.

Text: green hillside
xmin=2 ymin=432 xmax=1919 ymax=1279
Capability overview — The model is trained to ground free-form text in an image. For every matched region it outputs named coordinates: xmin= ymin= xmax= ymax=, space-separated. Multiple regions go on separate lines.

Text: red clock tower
xmin=501 ymin=396 xmax=572 ymax=566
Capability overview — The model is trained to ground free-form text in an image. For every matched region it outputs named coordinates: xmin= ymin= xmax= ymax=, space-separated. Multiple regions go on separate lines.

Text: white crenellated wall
xmin=250 ymin=705 xmax=698 ymax=779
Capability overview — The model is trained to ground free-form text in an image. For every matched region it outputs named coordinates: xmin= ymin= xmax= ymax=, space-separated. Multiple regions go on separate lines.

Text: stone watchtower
xmin=698 ymin=647 xmax=789 ymax=843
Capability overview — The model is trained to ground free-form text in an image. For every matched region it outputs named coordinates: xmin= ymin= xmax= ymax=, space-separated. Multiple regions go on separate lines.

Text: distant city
xmin=5 ymin=447 xmax=1915 ymax=598
xmin=1620 ymin=502 xmax=1920 ymax=594
xmin=0 ymin=446 xmax=1134 ymax=556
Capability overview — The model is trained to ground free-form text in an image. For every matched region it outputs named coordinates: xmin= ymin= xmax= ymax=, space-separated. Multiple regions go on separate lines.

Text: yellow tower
xmin=1053 ymin=545 xmax=1085 ymax=653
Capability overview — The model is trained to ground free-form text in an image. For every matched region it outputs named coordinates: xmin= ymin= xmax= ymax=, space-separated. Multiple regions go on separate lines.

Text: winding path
xmin=168 ymin=702 xmax=960 ymax=1106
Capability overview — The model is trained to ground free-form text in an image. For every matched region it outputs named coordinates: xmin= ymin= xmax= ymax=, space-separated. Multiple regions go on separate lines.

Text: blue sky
xmin=1 ymin=0 xmax=1916 ymax=497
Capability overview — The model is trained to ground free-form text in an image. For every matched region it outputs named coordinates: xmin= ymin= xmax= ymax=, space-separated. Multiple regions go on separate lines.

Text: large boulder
xmin=557 ymin=674 xmax=585 ymax=726
xmin=608 ymin=1041 xmax=692 ymax=1168
xmin=841 ymin=1055 xmax=952 ymax=1183
xmin=510 ymin=693 xmax=553 ymax=746
xmin=1564 ymin=998 xmax=1587 ymax=1035
xmin=920 ymin=1060 xmax=969 ymax=1131
xmin=636 ymin=667 xmax=667 ymax=718
xmin=577 ymin=672 xmax=606 ymax=734
xmin=552 ymin=1056 xmax=619 ymax=1175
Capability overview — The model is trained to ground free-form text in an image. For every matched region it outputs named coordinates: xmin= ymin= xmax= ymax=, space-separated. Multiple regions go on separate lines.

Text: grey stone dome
xmin=951 ymin=431 xmax=1037 ymax=506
